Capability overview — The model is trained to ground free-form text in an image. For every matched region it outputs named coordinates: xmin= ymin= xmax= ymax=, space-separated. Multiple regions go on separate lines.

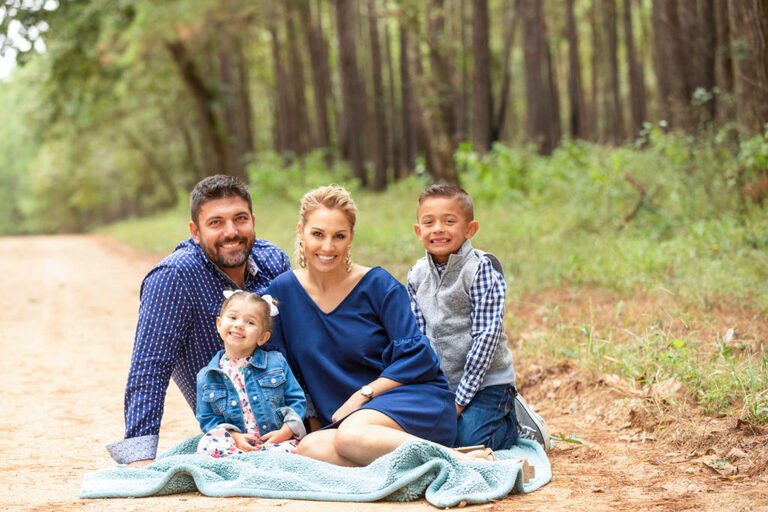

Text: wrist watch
xmin=360 ymin=385 xmax=374 ymax=399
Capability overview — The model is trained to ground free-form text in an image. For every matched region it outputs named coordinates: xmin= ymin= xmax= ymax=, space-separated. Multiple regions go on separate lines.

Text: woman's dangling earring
xmin=345 ymin=247 xmax=353 ymax=273
xmin=299 ymin=238 xmax=306 ymax=268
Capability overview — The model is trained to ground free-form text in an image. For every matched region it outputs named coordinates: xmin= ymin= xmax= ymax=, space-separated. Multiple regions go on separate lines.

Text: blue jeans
xmin=455 ymin=384 xmax=519 ymax=450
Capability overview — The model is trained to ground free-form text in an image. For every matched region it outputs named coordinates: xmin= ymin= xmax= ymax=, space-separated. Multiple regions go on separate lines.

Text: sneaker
xmin=514 ymin=393 xmax=552 ymax=451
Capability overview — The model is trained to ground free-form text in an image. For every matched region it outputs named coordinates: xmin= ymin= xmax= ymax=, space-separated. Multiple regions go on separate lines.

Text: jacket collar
xmin=201 ymin=348 xmax=269 ymax=376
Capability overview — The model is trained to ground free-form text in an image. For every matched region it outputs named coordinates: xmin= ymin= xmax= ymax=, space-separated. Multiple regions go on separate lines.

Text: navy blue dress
xmin=266 ymin=267 xmax=456 ymax=446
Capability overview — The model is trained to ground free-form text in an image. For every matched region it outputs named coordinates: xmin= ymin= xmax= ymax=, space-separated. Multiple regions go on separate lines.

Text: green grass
xmin=99 ymin=136 xmax=768 ymax=425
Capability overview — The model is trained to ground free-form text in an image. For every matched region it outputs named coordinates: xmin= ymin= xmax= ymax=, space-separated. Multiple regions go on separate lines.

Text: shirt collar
xmin=203 ymin=348 xmax=268 ymax=374
xmin=426 ymin=239 xmax=474 ymax=274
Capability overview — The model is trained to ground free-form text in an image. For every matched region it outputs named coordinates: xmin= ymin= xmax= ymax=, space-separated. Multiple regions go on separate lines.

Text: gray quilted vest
xmin=409 ymin=240 xmax=516 ymax=392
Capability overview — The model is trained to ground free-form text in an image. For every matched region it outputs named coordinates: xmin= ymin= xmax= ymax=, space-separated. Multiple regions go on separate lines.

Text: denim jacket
xmin=196 ymin=349 xmax=307 ymax=439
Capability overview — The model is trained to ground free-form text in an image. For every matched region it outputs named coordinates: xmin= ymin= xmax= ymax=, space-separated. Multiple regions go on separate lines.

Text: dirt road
xmin=1 ymin=235 xmax=765 ymax=511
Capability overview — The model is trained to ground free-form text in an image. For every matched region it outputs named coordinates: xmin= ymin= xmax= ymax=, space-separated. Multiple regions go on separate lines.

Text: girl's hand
xmin=261 ymin=424 xmax=294 ymax=445
xmin=331 ymin=391 xmax=369 ymax=423
xmin=231 ymin=431 xmax=262 ymax=451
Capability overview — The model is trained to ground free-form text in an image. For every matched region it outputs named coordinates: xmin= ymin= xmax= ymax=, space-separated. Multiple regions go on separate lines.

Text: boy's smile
xmin=414 ymin=197 xmax=479 ymax=264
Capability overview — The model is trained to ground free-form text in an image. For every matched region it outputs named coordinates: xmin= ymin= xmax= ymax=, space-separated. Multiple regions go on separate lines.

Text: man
xmin=107 ymin=175 xmax=291 ymax=466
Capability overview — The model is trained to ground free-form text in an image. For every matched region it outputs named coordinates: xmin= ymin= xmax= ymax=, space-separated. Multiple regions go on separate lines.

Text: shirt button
xmin=262 ymin=424 xmax=268 ymax=430
xmin=271 ymin=378 xmax=276 ymax=384
xmin=252 ymin=395 xmax=258 ymax=401
xmin=230 ymin=400 xmax=237 ymax=406
xmin=209 ymin=392 xmax=215 ymax=399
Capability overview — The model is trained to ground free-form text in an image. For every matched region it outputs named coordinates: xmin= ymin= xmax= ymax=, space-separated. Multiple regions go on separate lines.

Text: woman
xmin=267 ymin=185 xmax=490 ymax=466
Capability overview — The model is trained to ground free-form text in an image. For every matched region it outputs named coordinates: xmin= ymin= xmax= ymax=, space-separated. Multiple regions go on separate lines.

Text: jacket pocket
xmin=257 ymin=371 xmax=286 ymax=406
xmin=201 ymin=384 xmax=229 ymax=416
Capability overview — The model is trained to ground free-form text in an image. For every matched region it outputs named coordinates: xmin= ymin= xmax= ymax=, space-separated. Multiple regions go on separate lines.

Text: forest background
xmin=0 ymin=0 xmax=767 ymax=437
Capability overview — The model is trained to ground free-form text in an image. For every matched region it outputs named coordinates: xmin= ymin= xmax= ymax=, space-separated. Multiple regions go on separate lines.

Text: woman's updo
xmin=298 ymin=185 xmax=357 ymax=229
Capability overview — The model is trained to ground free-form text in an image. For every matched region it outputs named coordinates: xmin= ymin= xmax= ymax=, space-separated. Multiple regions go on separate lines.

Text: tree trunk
xmin=623 ymin=0 xmax=647 ymax=137
xmin=166 ymin=40 xmax=242 ymax=180
xmin=457 ymin=0 xmax=469 ymax=143
xmin=590 ymin=0 xmax=601 ymax=140
xmin=217 ymin=30 xmax=255 ymax=176
xmin=566 ymin=0 xmax=587 ymax=139
xmin=383 ymin=14 xmax=403 ymax=178
xmin=493 ymin=0 xmax=517 ymax=142
xmin=400 ymin=23 xmax=417 ymax=176
xmin=715 ymin=0 xmax=734 ymax=123
xmin=698 ymin=0 xmax=717 ymax=122
xmin=299 ymin=0 xmax=333 ymax=150
xmin=285 ymin=4 xmax=311 ymax=155
xmin=367 ymin=0 xmax=388 ymax=190
xmin=656 ymin=1 xmax=694 ymax=129
xmin=335 ymin=0 xmax=368 ymax=185
xmin=268 ymin=23 xmax=291 ymax=155
xmin=471 ymin=0 xmax=492 ymax=152
xmin=412 ymin=26 xmax=458 ymax=183
xmin=728 ymin=0 xmax=768 ymax=136
xmin=603 ymin=0 xmax=625 ymax=142
xmin=519 ymin=0 xmax=561 ymax=154
xmin=427 ymin=0 xmax=457 ymax=142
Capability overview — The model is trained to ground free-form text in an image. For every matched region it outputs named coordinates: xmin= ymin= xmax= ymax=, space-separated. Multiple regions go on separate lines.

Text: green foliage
xmin=737 ymin=124 xmax=768 ymax=179
xmin=247 ymin=150 xmax=360 ymax=203
xmin=89 ymin=133 xmax=768 ymax=426
xmin=0 ymin=64 xmax=40 ymax=234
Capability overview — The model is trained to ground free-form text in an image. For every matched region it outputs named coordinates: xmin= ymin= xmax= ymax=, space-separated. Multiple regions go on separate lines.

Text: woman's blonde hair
xmin=295 ymin=185 xmax=357 ymax=267
xmin=298 ymin=184 xmax=357 ymax=228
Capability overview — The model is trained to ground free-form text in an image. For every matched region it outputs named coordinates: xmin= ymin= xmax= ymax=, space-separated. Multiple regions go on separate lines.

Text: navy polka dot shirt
xmin=106 ymin=237 xmax=290 ymax=464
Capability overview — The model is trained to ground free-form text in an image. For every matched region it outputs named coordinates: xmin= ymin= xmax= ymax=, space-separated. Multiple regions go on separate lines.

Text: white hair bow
xmin=222 ymin=289 xmax=242 ymax=299
xmin=261 ymin=294 xmax=279 ymax=317
xmin=222 ymin=289 xmax=279 ymax=317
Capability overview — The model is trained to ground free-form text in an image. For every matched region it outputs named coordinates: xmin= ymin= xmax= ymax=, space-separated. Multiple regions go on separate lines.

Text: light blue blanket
xmin=80 ymin=437 xmax=551 ymax=508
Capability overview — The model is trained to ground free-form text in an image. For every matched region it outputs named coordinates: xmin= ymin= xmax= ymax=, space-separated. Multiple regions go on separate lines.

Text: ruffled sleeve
xmin=377 ymin=280 xmax=443 ymax=384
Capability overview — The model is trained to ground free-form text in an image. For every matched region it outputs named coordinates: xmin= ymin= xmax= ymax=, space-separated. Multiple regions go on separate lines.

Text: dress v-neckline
xmin=289 ymin=267 xmax=377 ymax=315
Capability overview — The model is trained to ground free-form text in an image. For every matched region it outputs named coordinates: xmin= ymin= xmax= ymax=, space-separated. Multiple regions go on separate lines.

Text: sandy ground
xmin=1 ymin=235 xmax=766 ymax=512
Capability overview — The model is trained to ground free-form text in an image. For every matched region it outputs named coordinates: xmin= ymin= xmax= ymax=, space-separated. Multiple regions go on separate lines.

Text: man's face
xmin=189 ymin=196 xmax=255 ymax=269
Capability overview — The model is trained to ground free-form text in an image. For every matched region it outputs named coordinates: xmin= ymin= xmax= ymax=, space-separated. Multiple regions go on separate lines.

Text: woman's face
xmin=299 ymin=207 xmax=354 ymax=274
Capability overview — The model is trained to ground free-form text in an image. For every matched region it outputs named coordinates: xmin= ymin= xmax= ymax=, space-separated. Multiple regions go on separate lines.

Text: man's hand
xmin=261 ymin=424 xmax=294 ymax=445
xmin=307 ymin=417 xmax=322 ymax=432
xmin=455 ymin=403 xmax=466 ymax=417
xmin=127 ymin=459 xmax=154 ymax=468
xmin=231 ymin=431 xmax=262 ymax=451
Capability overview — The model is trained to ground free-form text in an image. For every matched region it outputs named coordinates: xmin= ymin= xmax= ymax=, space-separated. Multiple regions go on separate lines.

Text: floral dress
xmin=196 ymin=355 xmax=298 ymax=457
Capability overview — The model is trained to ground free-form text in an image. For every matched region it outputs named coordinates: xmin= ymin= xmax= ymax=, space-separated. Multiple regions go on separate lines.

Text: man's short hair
xmin=417 ymin=184 xmax=474 ymax=221
xmin=190 ymin=175 xmax=252 ymax=225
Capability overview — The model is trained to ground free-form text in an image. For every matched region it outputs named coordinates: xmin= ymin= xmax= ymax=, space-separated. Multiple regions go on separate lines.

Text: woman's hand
xmin=331 ymin=391 xmax=369 ymax=423
xmin=230 ymin=431 xmax=262 ymax=451
xmin=261 ymin=424 xmax=294 ymax=445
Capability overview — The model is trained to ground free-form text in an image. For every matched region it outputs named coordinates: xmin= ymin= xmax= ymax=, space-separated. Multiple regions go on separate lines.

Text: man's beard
xmin=201 ymin=235 xmax=254 ymax=269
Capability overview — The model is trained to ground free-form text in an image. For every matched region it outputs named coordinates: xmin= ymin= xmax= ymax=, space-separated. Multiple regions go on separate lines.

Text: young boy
xmin=407 ymin=184 xmax=551 ymax=452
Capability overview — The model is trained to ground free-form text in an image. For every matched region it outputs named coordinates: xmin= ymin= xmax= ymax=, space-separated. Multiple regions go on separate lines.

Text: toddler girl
xmin=196 ymin=291 xmax=306 ymax=457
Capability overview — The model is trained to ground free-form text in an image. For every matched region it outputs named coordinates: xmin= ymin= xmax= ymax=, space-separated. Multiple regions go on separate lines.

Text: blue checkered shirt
xmin=408 ymin=255 xmax=507 ymax=407
xmin=106 ymin=237 xmax=290 ymax=464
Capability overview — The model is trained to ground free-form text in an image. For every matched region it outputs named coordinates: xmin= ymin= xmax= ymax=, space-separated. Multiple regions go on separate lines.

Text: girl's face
xmin=216 ymin=299 xmax=270 ymax=359
xmin=298 ymin=207 xmax=354 ymax=274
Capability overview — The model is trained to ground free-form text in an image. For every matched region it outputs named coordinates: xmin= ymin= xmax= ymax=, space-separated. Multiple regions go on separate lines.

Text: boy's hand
xmin=455 ymin=403 xmax=466 ymax=417
xmin=231 ymin=431 xmax=262 ymax=451
xmin=261 ymin=424 xmax=294 ymax=445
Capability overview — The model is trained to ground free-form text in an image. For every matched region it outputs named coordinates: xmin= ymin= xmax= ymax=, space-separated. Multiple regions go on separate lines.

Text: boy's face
xmin=414 ymin=196 xmax=479 ymax=264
